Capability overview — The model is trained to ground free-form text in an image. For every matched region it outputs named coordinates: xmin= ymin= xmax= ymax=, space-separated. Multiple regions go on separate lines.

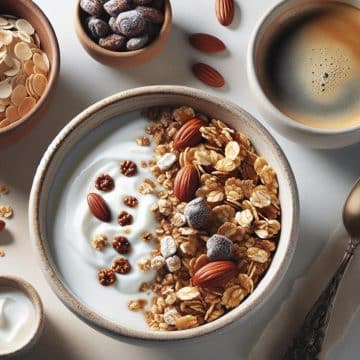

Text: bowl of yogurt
xmin=29 ymin=86 xmax=298 ymax=341
xmin=0 ymin=275 xmax=44 ymax=357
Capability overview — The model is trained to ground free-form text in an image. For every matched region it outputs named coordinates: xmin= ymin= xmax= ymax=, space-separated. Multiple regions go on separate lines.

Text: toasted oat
xmin=136 ymin=135 xmax=151 ymax=146
xmin=176 ymin=286 xmax=200 ymax=301
xmin=91 ymin=234 xmax=109 ymax=250
xmin=0 ymin=205 xmax=13 ymax=218
xmin=128 ymin=299 xmax=147 ymax=311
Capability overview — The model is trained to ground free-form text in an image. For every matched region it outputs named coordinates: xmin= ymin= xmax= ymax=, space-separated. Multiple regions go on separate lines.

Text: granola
xmin=131 ymin=106 xmax=281 ymax=331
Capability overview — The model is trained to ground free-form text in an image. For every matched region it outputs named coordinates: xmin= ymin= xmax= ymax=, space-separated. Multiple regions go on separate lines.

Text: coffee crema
xmin=258 ymin=2 xmax=360 ymax=130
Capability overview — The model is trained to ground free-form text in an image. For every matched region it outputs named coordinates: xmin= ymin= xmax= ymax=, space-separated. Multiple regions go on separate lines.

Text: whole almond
xmin=189 ymin=33 xmax=225 ymax=53
xmin=189 ymin=33 xmax=226 ymax=53
xmin=215 ymin=0 xmax=235 ymax=26
xmin=192 ymin=63 xmax=225 ymax=88
xmin=174 ymin=164 xmax=199 ymax=202
xmin=173 ymin=117 xmax=204 ymax=150
xmin=87 ymin=193 xmax=111 ymax=222
xmin=192 ymin=260 xmax=238 ymax=288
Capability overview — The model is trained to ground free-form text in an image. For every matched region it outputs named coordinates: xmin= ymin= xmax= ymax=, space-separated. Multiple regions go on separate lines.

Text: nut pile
xmin=80 ymin=0 xmax=165 ymax=52
xmin=0 ymin=16 xmax=50 ymax=129
xmin=126 ymin=105 xmax=281 ymax=331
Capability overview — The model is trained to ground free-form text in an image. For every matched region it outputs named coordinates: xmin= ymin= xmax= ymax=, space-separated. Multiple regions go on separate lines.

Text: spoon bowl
xmin=342 ymin=178 xmax=360 ymax=242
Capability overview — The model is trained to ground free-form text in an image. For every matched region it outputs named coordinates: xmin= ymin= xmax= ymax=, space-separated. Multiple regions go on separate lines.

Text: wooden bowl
xmin=74 ymin=0 xmax=172 ymax=68
xmin=0 ymin=0 xmax=60 ymax=148
xmin=29 ymin=86 xmax=299 ymax=342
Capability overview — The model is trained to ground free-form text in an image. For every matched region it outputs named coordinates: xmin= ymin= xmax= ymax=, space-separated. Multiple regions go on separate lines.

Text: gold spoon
xmin=284 ymin=178 xmax=360 ymax=359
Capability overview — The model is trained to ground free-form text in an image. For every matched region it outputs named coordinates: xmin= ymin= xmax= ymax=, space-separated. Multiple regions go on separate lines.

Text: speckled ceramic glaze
xmin=0 ymin=275 xmax=44 ymax=358
xmin=29 ymin=86 xmax=299 ymax=342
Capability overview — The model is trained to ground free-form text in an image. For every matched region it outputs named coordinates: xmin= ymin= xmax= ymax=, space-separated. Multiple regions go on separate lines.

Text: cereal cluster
xmin=128 ymin=106 xmax=281 ymax=331
xmin=0 ymin=16 xmax=50 ymax=129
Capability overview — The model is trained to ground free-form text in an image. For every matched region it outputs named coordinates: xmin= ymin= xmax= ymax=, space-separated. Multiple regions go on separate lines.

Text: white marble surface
xmin=0 ymin=0 xmax=359 ymax=359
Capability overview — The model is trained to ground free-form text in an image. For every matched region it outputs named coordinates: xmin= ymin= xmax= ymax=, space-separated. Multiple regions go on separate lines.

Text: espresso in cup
xmin=258 ymin=2 xmax=360 ymax=130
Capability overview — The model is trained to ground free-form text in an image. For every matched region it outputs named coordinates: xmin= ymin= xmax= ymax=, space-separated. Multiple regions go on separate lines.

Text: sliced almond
xmin=32 ymin=73 xmax=47 ymax=97
xmin=11 ymin=84 xmax=27 ymax=106
xmin=0 ymin=118 xmax=11 ymax=128
xmin=15 ymin=19 xmax=35 ymax=35
xmin=33 ymin=52 xmax=49 ymax=73
xmin=14 ymin=41 xmax=32 ymax=61
xmin=4 ymin=58 xmax=20 ymax=76
xmin=17 ymin=30 xmax=31 ymax=43
xmin=0 ymin=79 xmax=12 ymax=99
xmin=18 ymin=96 xmax=36 ymax=117
xmin=5 ymin=105 xmax=19 ymax=122
xmin=0 ymin=18 xmax=9 ymax=27
xmin=0 ymin=30 xmax=13 ymax=45
xmin=23 ymin=59 xmax=34 ymax=76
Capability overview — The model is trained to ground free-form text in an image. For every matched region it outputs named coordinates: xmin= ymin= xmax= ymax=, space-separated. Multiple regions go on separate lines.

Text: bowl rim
xmin=0 ymin=275 xmax=44 ymax=358
xmin=29 ymin=85 xmax=299 ymax=342
xmin=246 ymin=0 xmax=360 ymax=135
xmin=0 ymin=0 xmax=60 ymax=135
xmin=74 ymin=0 xmax=172 ymax=58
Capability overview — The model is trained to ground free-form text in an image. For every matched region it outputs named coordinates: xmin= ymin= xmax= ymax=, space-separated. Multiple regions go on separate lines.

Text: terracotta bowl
xmin=0 ymin=0 xmax=60 ymax=148
xmin=0 ymin=275 xmax=44 ymax=358
xmin=74 ymin=0 xmax=172 ymax=68
xmin=29 ymin=86 xmax=299 ymax=342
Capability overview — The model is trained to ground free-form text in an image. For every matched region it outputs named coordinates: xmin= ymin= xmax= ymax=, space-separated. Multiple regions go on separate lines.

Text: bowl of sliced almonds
xmin=0 ymin=0 xmax=60 ymax=147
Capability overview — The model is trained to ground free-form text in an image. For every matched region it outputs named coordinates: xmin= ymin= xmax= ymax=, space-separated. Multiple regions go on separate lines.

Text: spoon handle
xmin=283 ymin=242 xmax=357 ymax=360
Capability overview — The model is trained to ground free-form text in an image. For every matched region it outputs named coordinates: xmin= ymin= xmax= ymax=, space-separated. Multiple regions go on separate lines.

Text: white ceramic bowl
xmin=247 ymin=0 xmax=360 ymax=149
xmin=29 ymin=86 xmax=299 ymax=342
xmin=0 ymin=275 xmax=44 ymax=358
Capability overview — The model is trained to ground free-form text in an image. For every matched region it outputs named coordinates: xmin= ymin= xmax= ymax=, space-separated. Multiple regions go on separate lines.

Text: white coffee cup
xmin=247 ymin=0 xmax=360 ymax=149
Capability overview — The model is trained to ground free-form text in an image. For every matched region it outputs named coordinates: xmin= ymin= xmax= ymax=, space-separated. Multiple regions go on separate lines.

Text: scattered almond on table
xmin=192 ymin=63 xmax=225 ymax=88
xmin=215 ymin=0 xmax=235 ymax=26
xmin=189 ymin=33 xmax=226 ymax=53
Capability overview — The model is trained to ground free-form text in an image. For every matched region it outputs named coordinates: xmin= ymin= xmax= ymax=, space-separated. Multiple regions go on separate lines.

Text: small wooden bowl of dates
xmin=75 ymin=0 xmax=172 ymax=68
xmin=0 ymin=0 xmax=60 ymax=147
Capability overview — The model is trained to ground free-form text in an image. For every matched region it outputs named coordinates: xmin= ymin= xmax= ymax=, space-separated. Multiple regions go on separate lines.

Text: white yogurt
xmin=50 ymin=112 xmax=159 ymax=329
xmin=0 ymin=287 xmax=36 ymax=353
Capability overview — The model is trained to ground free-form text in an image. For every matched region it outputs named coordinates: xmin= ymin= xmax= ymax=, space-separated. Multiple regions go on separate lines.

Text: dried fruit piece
xmin=87 ymin=193 xmax=111 ymax=222
xmin=99 ymin=34 xmax=126 ymax=51
xmin=206 ymin=234 xmax=233 ymax=260
xmin=95 ymin=173 xmax=115 ymax=192
xmin=184 ymin=197 xmax=210 ymax=229
xmin=112 ymin=236 xmax=131 ymax=254
xmin=192 ymin=63 xmax=225 ymax=88
xmin=80 ymin=0 xmax=104 ymax=16
xmin=126 ymin=34 xmax=149 ymax=51
xmin=98 ymin=268 xmax=116 ymax=286
xmin=189 ymin=33 xmax=226 ymax=53
xmin=174 ymin=164 xmax=199 ymax=202
xmin=116 ymin=10 xmax=146 ymax=37
xmin=87 ymin=16 xmax=111 ymax=39
xmin=173 ymin=117 xmax=204 ymax=150
xmin=215 ymin=0 xmax=235 ymax=26
xmin=192 ymin=260 xmax=238 ymax=288
xmin=136 ymin=6 xmax=164 ymax=23
xmin=104 ymin=0 xmax=132 ymax=17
